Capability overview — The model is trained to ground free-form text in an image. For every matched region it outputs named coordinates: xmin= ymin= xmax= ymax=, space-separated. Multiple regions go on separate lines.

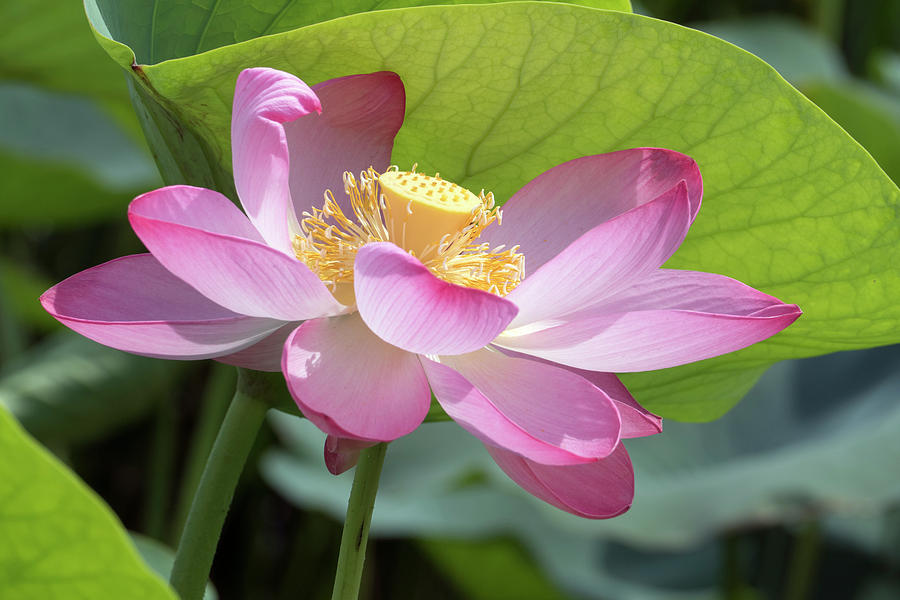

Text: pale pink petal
xmin=232 ymin=67 xmax=321 ymax=254
xmin=40 ymin=254 xmax=282 ymax=359
xmin=324 ymin=436 xmax=375 ymax=475
xmin=132 ymin=185 xmax=267 ymax=241
xmin=496 ymin=346 xmax=661 ymax=439
xmin=216 ymin=322 xmax=299 ymax=372
xmin=481 ymin=148 xmax=702 ymax=274
xmin=584 ymin=269 xmax=793 ymax=315
xmin=436 ymin=349 xmax=620 ymax=460
xmin=129 ymin=189 xmax=344 ymax=321
xmin=566 ymin=370 xmax=661 ymax=438
xmin=282 ymin=313 xmax=430 ymax=441
xmin=354 ymin=242 xmax=517 ymax=355
xmin=421 ymin=357 xmax=600 ymax=466
xmin=496 ymin=271 xmax=801 ymax=371
xmin=285 ymin=72 xmax=405 ymax=217
xmin=487 ymin=443 xmax=634 ymax=519
xmin=506 ymin=181 xmax=691 ymax=326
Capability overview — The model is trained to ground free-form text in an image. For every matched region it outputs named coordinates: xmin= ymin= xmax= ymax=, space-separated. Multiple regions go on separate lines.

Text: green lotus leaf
xmin=84 ymin=0 xmax=631 ymax=66
xmin=83 ymin=3 xmax=900 ymax=420
xmin=0 ymin=406 xmax=175 ymax=599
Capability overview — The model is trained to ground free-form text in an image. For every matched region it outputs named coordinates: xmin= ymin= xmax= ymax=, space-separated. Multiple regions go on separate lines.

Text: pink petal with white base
xmin=232 ymin=68 xmax=321 ymax=254
xmin=421 ymin=351 xmax=619 ymax=465
xmin=282 ymin=313 xmax=430 ymax=441
xmin=129 ymin=188 xmax=344 ymax=321
xmin=40 ymin=254 xmax=282 ymax=359
xmin=487 ymin=443 xmax=634 ymax=519
xmin=497 ymin=270 xmax=801 ymax=372
xmin=480 ymin=148 xmax=702 ymax=273
xmin=354 ymin=242 xmax=518 ymax=355
xmin=285 ymin=72 xmax=405 ymax=216
xmin=507 ymin=181 xmax=691 ymax=326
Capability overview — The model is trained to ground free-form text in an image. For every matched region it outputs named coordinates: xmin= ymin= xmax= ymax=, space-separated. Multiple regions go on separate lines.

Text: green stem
xmin=784 ymin=520 xmax=822 ymax=600
xmin=814 ymin=0 xmax=844 ymax=43
xmin=144 ymin=398 xmax=176 ymax=539
xmin=169 ymin=364 xmax=235 ymax=544
xmin=721 ymin=532 xmax=743 ymax=600
xmin=331 ymin=443 xmax=388 ymax=600
xmin=169 ymin=368 xmax=269 ymax=600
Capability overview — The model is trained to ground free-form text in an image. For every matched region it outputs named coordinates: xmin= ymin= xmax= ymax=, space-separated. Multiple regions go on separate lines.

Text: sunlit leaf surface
xmin=0 ymin=406 xmax=176 ymax=599
xmin=83 ymin=3 xmax=900 ymax=420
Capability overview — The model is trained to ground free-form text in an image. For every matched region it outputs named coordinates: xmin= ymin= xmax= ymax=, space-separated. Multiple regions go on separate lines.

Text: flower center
xmin=293 ymin=166 xmax=524 ymax=305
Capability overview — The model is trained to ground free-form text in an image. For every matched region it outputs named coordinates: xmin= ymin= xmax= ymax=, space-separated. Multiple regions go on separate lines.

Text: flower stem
xmin=331 ymin=443 xmax=388 ymax=600
xmin=169 ymin=367 xmax=269 ymax=600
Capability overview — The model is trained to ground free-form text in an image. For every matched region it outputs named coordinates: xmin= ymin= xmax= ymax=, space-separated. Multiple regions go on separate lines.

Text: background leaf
xmin=0 ymin=405 xmax=175 ymax=599
xmin=85 ymin=0 xmax=631 ymax=65
xmin=262 ymin=343 xmax=900 ymax=598
xmin=84 ymin=3 xmax=900 ymax=420
xmin=132 ymin=533 xmax=218 ymax=600
xmin=419 ymin=537 xmax=571 ymax=600
xmin=0 ymin=0 xmax=141 ymax=136
xmin=697 ymin=17 xmax=847 ymax=84
xmin=0 ymin=333 xmax=183 ymax=444
xmin=0 ymin=84 xmax=159 ymax=227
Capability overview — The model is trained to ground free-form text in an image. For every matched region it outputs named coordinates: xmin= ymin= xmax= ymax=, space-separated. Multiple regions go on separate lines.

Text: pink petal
xmin=506 ymin=181 xmax=691 ymax=326
xmin=567 ymin=370 xmax=662 ymax=438
xmin=421 ymin=350 xmax=620 ymax=465
xmin=285 ymin=72 xmax=405 ymax=217
xmin=496 ymin=346 xmax=661 ymax=439
xmin=486 ymin=443 xmax=634 ymax=519
xmin=216 ymin=322 xmax=299 ymax=372
xmin=232 ymin=67 xmax=321 ymax=254
xmin=481 ymin=148 xmax=702 ymax=274
xmin=354 ymin=242 xmax=518 ymax=355
xmin=40 ymin=254 xmax=282 ymax=359
xmin=324 ymin=436 xmax=375 ymax=475
xmin=282 ymin=313 xmax=430 ymax=441
xmin=129 ymin=186 xmax=344 ymax=321
xmin=497 ymin=270 xmax=801 ymax=372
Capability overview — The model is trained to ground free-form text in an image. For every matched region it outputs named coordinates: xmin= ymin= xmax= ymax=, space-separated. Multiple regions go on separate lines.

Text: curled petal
xmin=497 ymin=270 xmax=801 ymax=372
xmin=324 ymin=436 xmax=375 ymax=475
xmin=487 ymin=443 xmax=634 ymax=519
xmin=480 ymin=148 xmax=702 ymax=274
xmin=567 ymin=370 xmax=661 ymax=439
xmin=422 ymin=349 xmax=620 ymax=465
xmin=286 ymin=72 xmax=405 ymax=217
xmin=282 ymin=313 xmax=430 ymax=441
xmin=354 ymin=242 xmax=518 ymax=355
xmin=129 ymin=186 xmax=344 ymax=321
xmin=232 ymin=67 xmax=321 ymax=253
xmin=507 ymin=180 xmax=691 ymax=326
xmin=40 ymin=254 xmax=282 ymax=359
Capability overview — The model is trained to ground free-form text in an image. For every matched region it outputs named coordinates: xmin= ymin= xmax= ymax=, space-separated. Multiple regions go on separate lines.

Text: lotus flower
xmin=41 ymin=67 xmax=800 ymax=518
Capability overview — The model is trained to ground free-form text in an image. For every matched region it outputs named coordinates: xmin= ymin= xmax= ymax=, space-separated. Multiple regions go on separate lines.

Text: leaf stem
xmin=144 ymin=397 xmax=176 ymax=539
xmin=169 ymin=364 xmax=235 ymax=544
xmin=331 ymin=443 xmax=388 ymax=600
xmin=784 ymin=519 xmax=822 ymax=600
xmin=169 ymin=367 xmax=268 ymax=600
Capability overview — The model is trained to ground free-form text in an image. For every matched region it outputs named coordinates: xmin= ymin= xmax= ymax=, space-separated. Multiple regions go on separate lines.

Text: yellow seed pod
xmin=378 ymin=170 xmax=481 ymax=256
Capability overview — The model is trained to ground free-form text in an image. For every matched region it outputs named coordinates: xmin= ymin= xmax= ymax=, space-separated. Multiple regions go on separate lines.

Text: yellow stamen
xmin=293 ymin=166 xmax=524 ymax=303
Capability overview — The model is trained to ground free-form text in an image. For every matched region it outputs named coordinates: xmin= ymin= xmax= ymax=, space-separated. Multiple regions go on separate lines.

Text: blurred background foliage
xmin=1 ymin=0 xmax=899 ymax=598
